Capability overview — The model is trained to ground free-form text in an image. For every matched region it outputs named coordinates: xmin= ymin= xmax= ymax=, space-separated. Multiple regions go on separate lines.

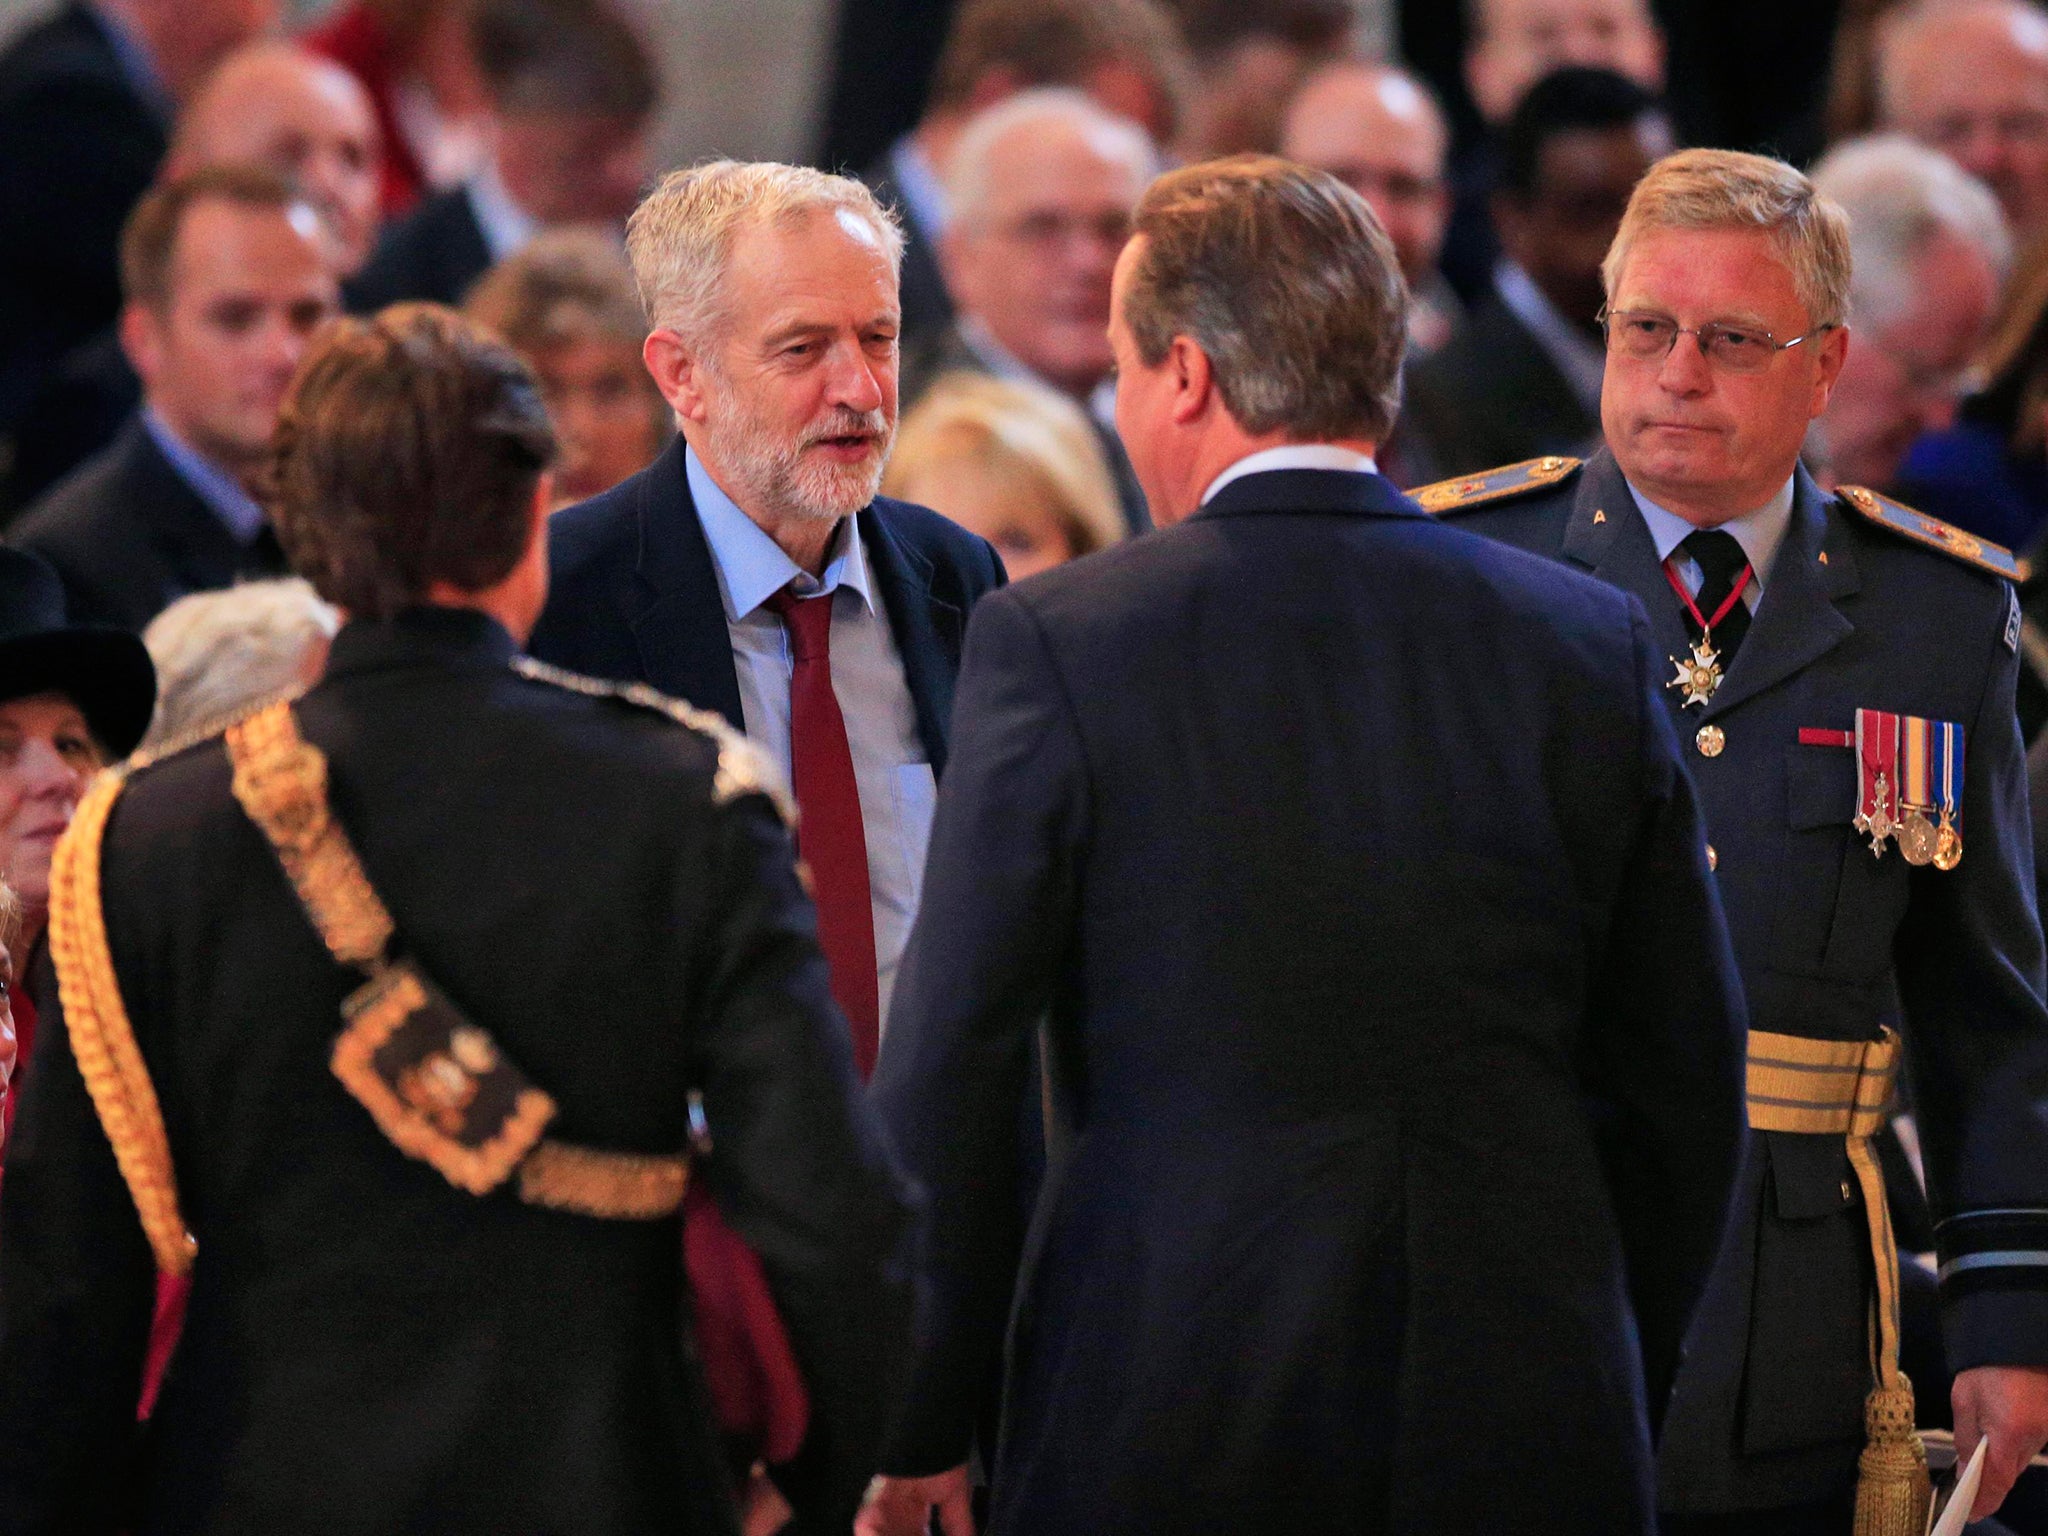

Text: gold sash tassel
xmin=1746 ymin=1027 xmax=1930 ymax=1536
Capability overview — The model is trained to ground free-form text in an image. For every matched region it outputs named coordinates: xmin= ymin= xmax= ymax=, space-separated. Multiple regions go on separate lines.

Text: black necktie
xmin=1679 ymin=529 xmax=1752 ymax=668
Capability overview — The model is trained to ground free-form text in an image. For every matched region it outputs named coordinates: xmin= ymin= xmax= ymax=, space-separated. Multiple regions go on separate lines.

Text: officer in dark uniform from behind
xmin=0 ymin=304 xmax=915 ymax=1536
xmin=1430 ymin=148 xmax=2048 ymax=1533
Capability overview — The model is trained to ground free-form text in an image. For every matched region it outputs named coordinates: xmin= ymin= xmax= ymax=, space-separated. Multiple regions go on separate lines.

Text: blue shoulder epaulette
xmin=510 ymin=655 xmax=794 ymax=822
xmin=1412 ymin=455 xmax=1582 ymax=515
xmin=1836 ymin=485 xmax=2022 ymax=581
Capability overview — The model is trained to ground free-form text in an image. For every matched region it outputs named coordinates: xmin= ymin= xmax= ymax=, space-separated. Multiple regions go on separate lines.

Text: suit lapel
xmin=128 ymin=424 xmax=249 ymax=597
xmin=626 ymin=445 xmax=747 ymax=727
xmin=862 ymin=506 xmax=958 ymax=776
xmin=1700 ymin=469 xmax=1856 ymax=721
xmin=1561 ymin=452 xmax=1696 ymax=670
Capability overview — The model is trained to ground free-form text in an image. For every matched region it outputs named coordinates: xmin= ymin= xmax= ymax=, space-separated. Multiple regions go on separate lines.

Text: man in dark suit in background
xmin=0 ymin=0 xmax=276 ymax=503
xmin=1404 ymin=66 xmax=1670 ymax=482
xmin=531 ymin=161 xmax=1004 ymax=1086
xmin=345 ymin=0 xmax=653 ymax=312
xmin=0 ymin=303 xmax=913 ymax=1535
xmin=858 ymin=0 xmax=1187 ymax=352
xmin=9 ymin=166 xmax=338 ymax=631
xmin=1435 ymin=146 xmax=2048 ymax=1533
xmin=861 ymin=155 xmax=1746 ymax=1536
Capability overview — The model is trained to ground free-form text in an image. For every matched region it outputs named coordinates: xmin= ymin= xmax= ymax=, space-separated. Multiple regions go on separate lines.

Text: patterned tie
xmin=765 ymin=585 xmax=880 ymax=1079
xmin=1679 ymin=529 xmax=1753 ymax=669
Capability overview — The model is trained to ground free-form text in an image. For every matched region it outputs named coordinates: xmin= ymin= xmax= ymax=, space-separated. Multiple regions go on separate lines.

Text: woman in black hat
xmin=0 ymin=546 xmax=154 ymax=1151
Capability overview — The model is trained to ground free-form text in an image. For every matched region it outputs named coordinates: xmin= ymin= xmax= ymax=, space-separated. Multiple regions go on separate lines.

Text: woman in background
xmin=467 ymin=228 xmax=671 ymax=509
xmin=885 ymin=371 xmax=1125 ymax=580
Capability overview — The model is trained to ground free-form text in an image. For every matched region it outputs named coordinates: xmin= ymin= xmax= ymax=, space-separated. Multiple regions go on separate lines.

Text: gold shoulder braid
xmin=1747 ymin=1028 xmax=1930 ymax=1535
xmin=223 ymin=700 xmax=688 ymax=1220
xmin=510 ymin=655 xmax=794 ymax=824
xmin=47 ymin=770 xmax=199 ymax=1276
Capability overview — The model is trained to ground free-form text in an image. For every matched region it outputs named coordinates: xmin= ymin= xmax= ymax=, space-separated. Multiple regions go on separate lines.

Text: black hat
xmin=0 ymin=548 xmax=155 ymax=758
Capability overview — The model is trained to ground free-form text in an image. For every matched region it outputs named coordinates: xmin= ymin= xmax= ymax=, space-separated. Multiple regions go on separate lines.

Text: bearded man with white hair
xmin=531 ymin=161 xmax=1006 ymax=1082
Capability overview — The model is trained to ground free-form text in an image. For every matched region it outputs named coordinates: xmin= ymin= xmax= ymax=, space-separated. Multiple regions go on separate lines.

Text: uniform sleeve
xmin=683 ymin=787 xmax=918 ymax=1528
xmin=869 ymin=590 xmax=1088 ymax=1476
xmin=0 ymin=976 xmax=156 ymax=1536
xmin=1581 ymin=601 xmax=1749 ymax=1422
xmin=1895 ymin=583 xmax=2048 ymax=1370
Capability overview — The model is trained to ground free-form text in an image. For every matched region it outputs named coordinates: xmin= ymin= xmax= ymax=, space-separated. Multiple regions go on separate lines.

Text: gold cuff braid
xmin=46 ymin=770 xmax=196 ymax=1276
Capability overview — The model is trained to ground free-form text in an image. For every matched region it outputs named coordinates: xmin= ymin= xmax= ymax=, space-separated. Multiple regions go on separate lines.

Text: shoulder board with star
xmin=510 ymin=656 xmax=793 ymax=823
xmin=1412 ymin=456 xmax=1583 ymax=515
xmin=1835 ymin=485 xmax=2022 ymax=580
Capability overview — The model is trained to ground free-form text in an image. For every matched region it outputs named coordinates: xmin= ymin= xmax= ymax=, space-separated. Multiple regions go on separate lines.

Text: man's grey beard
xmin=704 ymin=382 xmax=895 ymax=526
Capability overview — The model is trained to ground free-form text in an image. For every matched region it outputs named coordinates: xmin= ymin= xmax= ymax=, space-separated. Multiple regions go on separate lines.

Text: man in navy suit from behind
xmin=861 ymin=156 xmax=1748 ymax=1536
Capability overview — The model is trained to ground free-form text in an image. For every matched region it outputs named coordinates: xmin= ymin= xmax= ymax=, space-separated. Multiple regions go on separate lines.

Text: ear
xmin=643 ymin=328 xmax=710 ymax=426
xmin=1167 ymin=334 xmax=1216 ymax=426
xmin=119 ymin=301 xmax=164 ymax=389
xmin=1808 ymin=324 xmax=1851 ymax=419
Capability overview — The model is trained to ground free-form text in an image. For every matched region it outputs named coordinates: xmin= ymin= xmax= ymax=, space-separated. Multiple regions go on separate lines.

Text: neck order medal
xmin=1663 ymin=556 xmax=1752 ymax=710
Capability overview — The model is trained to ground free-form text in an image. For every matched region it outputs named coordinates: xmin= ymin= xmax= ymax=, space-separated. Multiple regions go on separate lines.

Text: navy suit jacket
xmin=876 ymin=467 xmax=1747 ymax=1535
xmin=1448 ymin=451 xmax=2048 ymax=1512
xmin=344 ymin=188 xmax=493 ymax=313
xmin=527 ymin=439 xmax=1005 ymax=774
xmin=7 ymin=417 xmax=285 ymax=631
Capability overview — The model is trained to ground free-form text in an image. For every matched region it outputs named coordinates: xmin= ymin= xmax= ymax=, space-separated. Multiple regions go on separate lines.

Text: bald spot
xmin=175 ymin=42 xmax=376 ymax=168
xmin=1881 ymin=0 xmax=2048 ymax=119
xmin=1281 ymin=62 xmax=1448 ymax=178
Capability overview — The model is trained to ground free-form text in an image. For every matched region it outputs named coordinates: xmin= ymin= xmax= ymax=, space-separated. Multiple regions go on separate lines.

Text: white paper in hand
xmin=1929 ymin=1436 xmax=1989 ymax=1536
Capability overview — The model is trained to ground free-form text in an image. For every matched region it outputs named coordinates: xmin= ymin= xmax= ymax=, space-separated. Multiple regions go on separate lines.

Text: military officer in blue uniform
xmin=1431 ymin=147 xmax=2048 ymax=1534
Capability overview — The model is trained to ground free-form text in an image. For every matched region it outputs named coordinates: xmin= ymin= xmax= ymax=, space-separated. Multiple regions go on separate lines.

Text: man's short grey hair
xmin=624 ymin=160 xmax=905 ymax=345
xmin=1813 ymin=133 xmax=2014 ymax=330
xmin=141 ymin=579 xmax=340 ymax=748
xmin=946 ymin=87 xmax=1160 ymax=228
xmin=1603 ymin=148 xmax=1854 ymax=330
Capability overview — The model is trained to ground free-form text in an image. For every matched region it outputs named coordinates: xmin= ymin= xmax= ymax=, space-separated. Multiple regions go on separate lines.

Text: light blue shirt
xmin=87 ymin=2 xmax=170 ymax=122
xmin=143 ymin=409 xmax=267 ymax=544
xmin=888 ymin=136 xmax=950 ymax=242
xmin=464 ymin=158 xmax=541 ymax=263
xmin=686 ymin=446 xmax=934 ymax=1028
xmin=1628 ymin=475 xmax=1797 ymax=614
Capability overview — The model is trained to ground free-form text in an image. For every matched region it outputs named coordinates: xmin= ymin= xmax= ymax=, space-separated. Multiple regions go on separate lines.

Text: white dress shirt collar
xmin=1200 ymin=445 xmax=1381 ymax=506
xmin=1627 ymin=474 xmax=1798 ymax=594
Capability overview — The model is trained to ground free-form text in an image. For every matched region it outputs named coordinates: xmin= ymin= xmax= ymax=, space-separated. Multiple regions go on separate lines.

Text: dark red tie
xmin=765 ymin=586 xmax=880 ymax=1079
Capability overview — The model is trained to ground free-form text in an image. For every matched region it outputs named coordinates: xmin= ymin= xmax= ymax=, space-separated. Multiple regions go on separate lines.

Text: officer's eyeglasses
xmin=1597 ymin=307 xmax=1837 ymax=374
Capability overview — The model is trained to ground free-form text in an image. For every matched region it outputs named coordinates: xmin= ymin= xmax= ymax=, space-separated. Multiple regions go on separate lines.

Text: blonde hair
xmin=1602 ymin=148 xmax=1854 ymax=329
xmin=885 ymin=373 xmax=1125 ymax=558
xmin=141 ymin=579 xmax=341 ymax=748
xmin=625 ymin=161 xmax=904 ymax=345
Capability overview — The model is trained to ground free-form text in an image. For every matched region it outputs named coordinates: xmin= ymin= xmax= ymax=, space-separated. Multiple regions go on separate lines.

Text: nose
xmin=1654 ymin=330 xmax=1714 ymax=396
xmin=826 ymin=342 xmax=885 ymax=415
xmin=14 ymin=739 xmax=84 ymax=800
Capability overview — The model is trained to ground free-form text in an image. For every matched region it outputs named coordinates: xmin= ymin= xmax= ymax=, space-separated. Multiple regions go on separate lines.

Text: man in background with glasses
xmin=1429 ymin=147 xmax=2048 ymax=1534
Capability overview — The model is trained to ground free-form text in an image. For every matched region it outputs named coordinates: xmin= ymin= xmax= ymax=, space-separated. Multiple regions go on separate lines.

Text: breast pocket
xmin=891 ymin=763 xmax=938 ymax=902
xmin=1779 ymin=745 xmax=1910 ymax=980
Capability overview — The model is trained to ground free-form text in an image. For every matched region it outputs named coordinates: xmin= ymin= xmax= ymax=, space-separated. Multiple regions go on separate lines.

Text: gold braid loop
xmin=46 ymin=770 xmax=196 ymax=1276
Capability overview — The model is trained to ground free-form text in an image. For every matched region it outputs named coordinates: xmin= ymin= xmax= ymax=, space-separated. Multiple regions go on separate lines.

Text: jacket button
xmin=1841 ymin=1179 xmax=1854 ymax=1202
xmin=1696 ymin=725 xmax=1725 ymax=757
xmin=1706 ymin=844 xmax=1717 ymax=871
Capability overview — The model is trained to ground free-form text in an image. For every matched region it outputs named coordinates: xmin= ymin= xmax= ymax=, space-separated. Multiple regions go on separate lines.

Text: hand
xmin=1954 ymin=1364 xmax=2048 ymax=1517
xmin=738 ymin=1463 xmax=792 ymax=1536
xmin=855 ymin=1466 xmax=974 ymax=1536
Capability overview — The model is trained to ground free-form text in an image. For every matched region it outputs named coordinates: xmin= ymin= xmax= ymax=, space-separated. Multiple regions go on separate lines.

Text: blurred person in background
xmin=1442 ymin=0 xmax=1666 ymax=304
xmin=139 ymin=578 xmax=340 ymax=750
xmin=9 ymin=167 xmax=339 ymax=631
xmin=1281 ymin=58 xmax=1460 ymax=358
xmin=1405 ymin=67 xmax=1671 ymax=479
xmin=5 ymin=41 xmax=382 ymax=511
xmin=1880 ymin=0 xmax=2048 ymax=249
xmin=1160 ymin=0 xmax=1353 ymax=160
xmin=884 ymin=371 xmax=1124 ymax=580
xmin=305 ymin=0 xmax=491 ymax=216
xmin=0 ymin=882 xmax=17 ymax=1158
xmin=0 ymin=547 xmax=154 ymax=1156
xmin=466 ymin=227 xmax=671 ymax=508
xmin=1811 ymin=134 xmax=2012 ymax=497
xmin=859 ymin=0 xmax=1188 ymax=350
xmin=0 ymin=0 xmax=280 ymax=518
xmin=910 ymin=88 xmax=1158 ymax=532
xmin=346 ymin=0 xmax=656 ymax=311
